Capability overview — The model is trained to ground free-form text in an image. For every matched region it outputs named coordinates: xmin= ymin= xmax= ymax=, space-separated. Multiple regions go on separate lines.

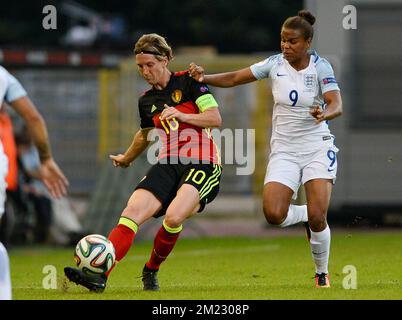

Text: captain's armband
xmin=195 ymin=94 xmax=218 ymax=112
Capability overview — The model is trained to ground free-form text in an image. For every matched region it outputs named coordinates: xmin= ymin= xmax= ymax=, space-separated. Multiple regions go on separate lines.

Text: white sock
xmin=309 ymin=225 xmax=331 ymax=274
xmin=279 ymin=204 xmax=308 ymax=227
xmin=0 ymin=242 xmax=12 ymax=300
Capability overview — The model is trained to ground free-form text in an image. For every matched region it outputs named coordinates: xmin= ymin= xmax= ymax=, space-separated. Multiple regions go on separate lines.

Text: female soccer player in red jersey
xmin=65 ymin=33 xmax=223 ymax=292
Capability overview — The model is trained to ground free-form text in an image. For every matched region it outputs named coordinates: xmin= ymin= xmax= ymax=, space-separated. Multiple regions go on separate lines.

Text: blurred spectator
xmin=14 ymin=125 xmax=85 ymax=246
xmin=63 ymin=20 xmax=98 ymax=47
xmin=0 ymin=105 xmax=18 ymax=193
xmin=15 ymin=126 xmax=52 ymax=244
xmin=62 ymin=13 xmax=128 ymax=50
xmin=0 ymin=105 xmax=19 ymax=247
xmin=94 ymin=14 xmax=127 ymax=48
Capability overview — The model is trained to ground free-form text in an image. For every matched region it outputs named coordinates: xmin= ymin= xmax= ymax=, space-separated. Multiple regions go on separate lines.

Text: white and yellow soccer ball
xmin=74 ymin=234 xmax=116 ymax=275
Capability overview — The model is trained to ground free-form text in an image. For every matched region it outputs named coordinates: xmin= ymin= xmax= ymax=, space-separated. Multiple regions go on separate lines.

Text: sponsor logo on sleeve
xmin=323 ymin=77 xmax=337 ymax=85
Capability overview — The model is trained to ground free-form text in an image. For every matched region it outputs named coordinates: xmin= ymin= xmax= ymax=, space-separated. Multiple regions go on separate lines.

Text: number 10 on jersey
xmin=160 ymin=117 xmax=179 ymax=134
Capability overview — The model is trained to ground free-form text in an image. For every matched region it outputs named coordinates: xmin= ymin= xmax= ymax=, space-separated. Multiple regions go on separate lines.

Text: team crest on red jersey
xmin=171 ymin=89 xmax=182 ymax=103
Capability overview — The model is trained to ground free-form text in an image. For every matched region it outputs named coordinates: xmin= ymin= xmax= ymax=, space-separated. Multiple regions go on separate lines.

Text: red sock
xmin=145 ymin=224 xmax=181 ymax=271
xmin=105 ymin=219 xmax=137 ymax=277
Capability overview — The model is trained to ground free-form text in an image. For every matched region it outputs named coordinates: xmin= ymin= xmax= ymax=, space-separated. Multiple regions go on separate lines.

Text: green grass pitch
xmin=9 ymin=231 xmax=402 ymax=300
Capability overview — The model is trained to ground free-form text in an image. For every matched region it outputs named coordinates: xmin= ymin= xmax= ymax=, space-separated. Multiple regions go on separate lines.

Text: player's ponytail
xmin=282 ymin=10 xmax=316 ymax=39
xmin=298 ymin=10 xmax=316 ymax=26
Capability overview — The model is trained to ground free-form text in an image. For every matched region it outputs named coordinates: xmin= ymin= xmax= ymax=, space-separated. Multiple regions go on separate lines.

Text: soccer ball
xmin=74 ymin=234 xmax=116 ymax=275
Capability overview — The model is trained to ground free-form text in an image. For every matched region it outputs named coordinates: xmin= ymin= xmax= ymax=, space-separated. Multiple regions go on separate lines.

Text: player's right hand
xmin=189 ymin=63 xmax=205 ymax=82
xmin=109 ymin=154 xmax=131 ymax=168
xmin=40 ymin=158 xmax=69 ymax=198
xmin=310 ymin=105 xmax=327 ymax=124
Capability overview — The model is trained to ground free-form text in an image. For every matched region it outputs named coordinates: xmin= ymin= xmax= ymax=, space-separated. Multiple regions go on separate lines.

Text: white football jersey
xmin=0 ymin=66 xmax=27 ymax=107
xmin=0 ymin=66 xmax=27 ymax=217
xmin=250 ymin=52 xmax=340 ymax=153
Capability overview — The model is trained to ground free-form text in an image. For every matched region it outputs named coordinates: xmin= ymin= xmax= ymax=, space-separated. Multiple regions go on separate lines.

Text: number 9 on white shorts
xmin=264 ymin=144 xmax=339 ymax=199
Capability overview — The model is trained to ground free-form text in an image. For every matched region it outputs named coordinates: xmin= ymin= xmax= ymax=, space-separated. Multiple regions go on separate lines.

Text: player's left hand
xmin=160 ymin=104 xmax=189 ymax=122
xmin=39 ymin=158 xmax=69 ymax=198
xmin=310 ymin=105 xmax=327 ymax=124
xmin=109 ymin=154 xmax=132 ymax=168
xmin=188 ymin=63 xmax=205 ymax=82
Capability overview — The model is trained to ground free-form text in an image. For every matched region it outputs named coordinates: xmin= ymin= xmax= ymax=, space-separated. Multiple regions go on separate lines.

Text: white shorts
xmin=0 ymin=144 xmax=8 ymax=219
xmin=264 ymin=143 xmax=339 ymax=199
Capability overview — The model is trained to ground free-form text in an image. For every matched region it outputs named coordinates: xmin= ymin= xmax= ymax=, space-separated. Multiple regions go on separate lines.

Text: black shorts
xmin=135 ymin=161 xmax=222 ymax=218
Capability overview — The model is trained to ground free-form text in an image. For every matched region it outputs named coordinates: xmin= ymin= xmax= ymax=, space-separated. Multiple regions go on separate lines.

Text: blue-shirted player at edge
xmin=0 ymin=66 xmax=69 ymax=299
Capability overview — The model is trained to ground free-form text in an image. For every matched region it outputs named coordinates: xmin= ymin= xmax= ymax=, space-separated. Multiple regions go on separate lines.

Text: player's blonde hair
xmin=134 ymin=33 xmax=173 ymax=61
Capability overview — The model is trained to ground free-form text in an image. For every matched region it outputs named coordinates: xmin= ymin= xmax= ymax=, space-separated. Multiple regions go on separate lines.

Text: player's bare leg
xmin=64 ymin=189 xmax=162 ymax=292
xmin=263 ymin=182 xmax=307 ymax=227
xmin=121 ymin=188 xmax=163 ymax=226
xmin=164 ymin=184 xmax=201 ymax=227
xmin=293 ymin=186 xmax=311 ymax=240
xmin=304 ymin=178 xmax=333 ymax=287
xmin=107 ymin=188 xmax=162 ymax=271
xmin=142 ymin=184 xmax=200 ymax=291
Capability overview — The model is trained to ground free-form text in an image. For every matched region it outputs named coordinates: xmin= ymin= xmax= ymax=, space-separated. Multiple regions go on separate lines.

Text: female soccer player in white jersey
xmin=189 ymin=10 xmax=343 ymax=288
xmin=0 ymin=66 xmax=69 ymax=299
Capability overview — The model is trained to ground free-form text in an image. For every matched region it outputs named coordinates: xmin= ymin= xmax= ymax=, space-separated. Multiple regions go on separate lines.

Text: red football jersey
xmin=138 ymin=71 xmax=220 ymax=164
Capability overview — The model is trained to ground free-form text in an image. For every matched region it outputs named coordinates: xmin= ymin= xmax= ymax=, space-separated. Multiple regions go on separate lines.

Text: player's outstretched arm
xmin=189 ymin=63 xmax=257 ymax=88
xmin=110 ymin=128 xmax=152 ymax=168
xmin=10 ymin=96 xmax=69 ymax=198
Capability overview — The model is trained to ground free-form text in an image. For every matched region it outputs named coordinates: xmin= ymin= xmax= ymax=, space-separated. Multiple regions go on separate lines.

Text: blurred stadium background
xmin=1 ymin=0 xmax=401 ymax=246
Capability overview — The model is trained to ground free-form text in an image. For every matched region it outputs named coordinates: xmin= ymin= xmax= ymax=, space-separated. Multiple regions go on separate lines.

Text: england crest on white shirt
xmin=304 ymin=74 xmax=316 ymax=92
